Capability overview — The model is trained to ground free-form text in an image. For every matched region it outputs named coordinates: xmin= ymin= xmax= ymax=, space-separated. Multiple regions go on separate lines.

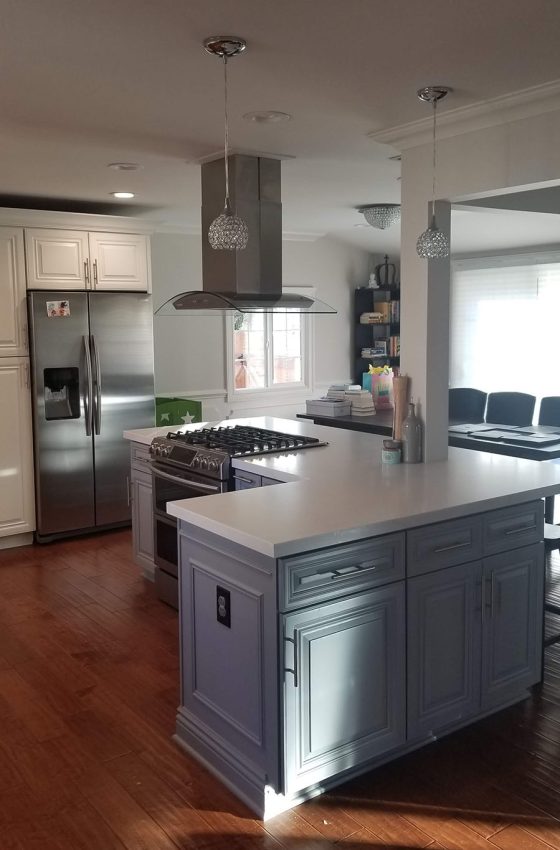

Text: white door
xmin=25 ymin=228 xmax=89 ymax=290
xmin=89 ymin=232 xmax=149 ymax=291
xmin=0 ymin=357 xmax=35 ymax=536
xmin=0 ymin=228 xmax=28 ymax=356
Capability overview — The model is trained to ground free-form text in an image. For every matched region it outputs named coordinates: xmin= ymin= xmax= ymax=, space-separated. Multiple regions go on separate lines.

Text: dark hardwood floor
xmin=2 ymin=530 xmax=560 ymax=849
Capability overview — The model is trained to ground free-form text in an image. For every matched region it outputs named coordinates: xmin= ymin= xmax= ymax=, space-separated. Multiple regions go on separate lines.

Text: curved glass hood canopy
xmin=155 ymin=154 xmax=336 ymax=317
xmin=155 ymin=290 xmax=336 ymax=316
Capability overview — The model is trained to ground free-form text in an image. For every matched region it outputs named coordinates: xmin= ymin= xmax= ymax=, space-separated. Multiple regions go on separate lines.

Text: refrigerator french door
xmin=28 ymin=290 xmax=154 ymax=541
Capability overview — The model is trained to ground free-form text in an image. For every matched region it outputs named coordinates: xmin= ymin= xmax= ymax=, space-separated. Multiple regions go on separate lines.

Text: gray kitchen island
xmin=142 ymin=417 xmax=560 ymax=819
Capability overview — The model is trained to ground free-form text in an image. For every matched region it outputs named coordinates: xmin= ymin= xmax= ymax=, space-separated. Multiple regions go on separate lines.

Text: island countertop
xmin=124 ymin=416 xmax=560 ymax=558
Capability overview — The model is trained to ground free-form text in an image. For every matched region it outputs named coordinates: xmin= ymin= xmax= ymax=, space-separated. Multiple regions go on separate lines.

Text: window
xmin=450 ymin=255 xmax=560 ymax=399
xmin=226 ymin=289 xmax=313 ymax=399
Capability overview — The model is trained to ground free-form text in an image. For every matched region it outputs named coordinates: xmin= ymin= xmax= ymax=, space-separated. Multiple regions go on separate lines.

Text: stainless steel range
xmin=150 ymin=425 xmax=328 ymax=607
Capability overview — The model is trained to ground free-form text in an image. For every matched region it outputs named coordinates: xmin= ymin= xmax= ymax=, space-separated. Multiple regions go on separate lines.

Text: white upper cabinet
xmin=88 ymin=232 xmax=149 ymax=291
xmin=25 ymin=228 xmax=150 ymax=292
xmin=25 ymin=229 xmax=89 ymax=290
xmin=0 ymin=357 xmax=35 ymax=536
xmin=0 ymin=228 xmax=27 ymax=356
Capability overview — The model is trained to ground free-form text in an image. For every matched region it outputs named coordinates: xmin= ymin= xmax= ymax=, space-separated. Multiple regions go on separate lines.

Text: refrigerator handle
xmin=91 ymin=334 xmax=102 ymax=435
xmin=83 ymin=335 xmax=93 ymax=436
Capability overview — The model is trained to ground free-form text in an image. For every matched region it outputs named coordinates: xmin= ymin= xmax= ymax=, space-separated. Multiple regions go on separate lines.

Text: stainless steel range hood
xmin=156 ymin=154 xmax=336 ymax=315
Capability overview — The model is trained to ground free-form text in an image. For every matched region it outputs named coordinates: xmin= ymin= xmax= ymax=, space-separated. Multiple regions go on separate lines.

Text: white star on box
xmin=181 ymin=412 xmax=195 ymax=424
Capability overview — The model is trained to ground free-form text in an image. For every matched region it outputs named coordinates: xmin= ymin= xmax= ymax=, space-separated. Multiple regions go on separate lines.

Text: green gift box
xmin=155 ymin=397 xmax=202 ymax=427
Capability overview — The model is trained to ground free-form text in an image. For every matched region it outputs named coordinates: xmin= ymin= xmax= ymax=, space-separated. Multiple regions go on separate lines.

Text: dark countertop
xmin=296 ymin=410 xmax=393 ymax=435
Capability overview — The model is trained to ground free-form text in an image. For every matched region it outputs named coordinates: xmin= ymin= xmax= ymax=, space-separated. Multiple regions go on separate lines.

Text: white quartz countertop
xmin=124 ymin=416 xmax=560 ymax=558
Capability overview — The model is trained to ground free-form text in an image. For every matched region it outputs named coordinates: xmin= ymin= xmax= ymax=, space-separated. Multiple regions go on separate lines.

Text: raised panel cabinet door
xmin=89 ymin=232 xmax=149 ymax=291
xmin=407 ymin=561 xmax=482 ymax=740
xmin=25 ymin=229 xmax=89 ymax=289
xmin=283 ymin=583 xmax=406 ymax=795
xmin=481 ymin=543 xmax=544 ymax=710
xmin=0 ymin=357 xmax=35 ymax=536
xmin=131 ymin=467 xmax=155 ymax=577
xmin=0 ymin=228 xmax=27 ymax=356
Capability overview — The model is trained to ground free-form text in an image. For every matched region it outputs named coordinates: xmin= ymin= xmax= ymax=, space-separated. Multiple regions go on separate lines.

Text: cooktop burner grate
xmin=166 ymin=425 xmax=328 ymax=457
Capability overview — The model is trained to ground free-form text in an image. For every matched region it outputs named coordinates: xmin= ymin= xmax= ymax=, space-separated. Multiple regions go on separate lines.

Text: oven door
xmin=151 ymin=462 xmax=224 ymax=577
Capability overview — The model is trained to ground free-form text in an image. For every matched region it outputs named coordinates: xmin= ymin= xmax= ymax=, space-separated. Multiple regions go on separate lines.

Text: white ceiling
xmin=4 ymin=0 xmax=560 ymax=253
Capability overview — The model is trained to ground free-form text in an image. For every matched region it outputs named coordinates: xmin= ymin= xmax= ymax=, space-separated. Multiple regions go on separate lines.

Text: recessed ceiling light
xmin=107 ymin=162 xmax=142 ymax=171
xmin=111 ymin=191 xmax=135 ymax=199
xmin=242 ymin=110 xmax=292 ymax=124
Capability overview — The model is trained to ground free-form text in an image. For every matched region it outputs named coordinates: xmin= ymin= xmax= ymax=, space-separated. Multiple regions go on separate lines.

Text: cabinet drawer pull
xmin=434 ymin=541 xmax=470 ymax=554
xmin=235 ymin=475 xmax=256 ymax=485
xmin=505 ymin=524 xmax=537 ymax=536
xmin=284 ymin=632 xmax=299 ymax=687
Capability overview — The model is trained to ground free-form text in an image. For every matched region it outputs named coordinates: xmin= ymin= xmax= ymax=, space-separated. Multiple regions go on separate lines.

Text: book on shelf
xmin=359 ymin=312 xmax=384 ymax=324
xmin=389 ymin=335 xmax=400 ymax=357
xmin=390 ymin=300 xmax=400 ymax=323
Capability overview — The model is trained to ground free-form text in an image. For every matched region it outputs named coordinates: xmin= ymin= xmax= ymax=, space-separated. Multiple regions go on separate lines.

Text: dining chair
xmin=538 ymin=396 xmax=560 ymax=530
xmin=448 ymin=387 xmax=487 ymax=423
xmin=485 ymin=391 xmax=536 ymax=427
xmin=538 ymin=396 xmax=560 ymax=428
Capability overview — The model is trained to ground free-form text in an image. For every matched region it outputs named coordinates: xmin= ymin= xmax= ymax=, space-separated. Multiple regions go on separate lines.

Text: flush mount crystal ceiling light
xmin=204 ymin=36 xmax=249 ymax=251
xmin=358 ymin=204 xmax=401 ymax=230
xmin=416 ymin=85 xmax=452 ymax=259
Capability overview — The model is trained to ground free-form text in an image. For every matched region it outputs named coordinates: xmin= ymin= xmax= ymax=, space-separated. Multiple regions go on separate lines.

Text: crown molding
xmin=282 ymin=230 xmax=326 ymax=242
xmin=152 ymin=223 xmax=201 ymax=236
xmin=368 ymin=78 xmax=560 ymax=150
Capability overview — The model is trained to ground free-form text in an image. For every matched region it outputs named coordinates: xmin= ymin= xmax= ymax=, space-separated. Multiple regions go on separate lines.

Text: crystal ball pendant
xmin=208 ymin=205 xmax=249 ymax=251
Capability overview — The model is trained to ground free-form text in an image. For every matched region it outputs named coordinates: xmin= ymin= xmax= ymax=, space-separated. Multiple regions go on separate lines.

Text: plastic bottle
xmin=402 ymin=402 xmax=422 ymax=463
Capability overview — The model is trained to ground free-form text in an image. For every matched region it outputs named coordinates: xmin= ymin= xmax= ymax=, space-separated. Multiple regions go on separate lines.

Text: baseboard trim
xmin=0 ymin=532 xmax=33 ymax=550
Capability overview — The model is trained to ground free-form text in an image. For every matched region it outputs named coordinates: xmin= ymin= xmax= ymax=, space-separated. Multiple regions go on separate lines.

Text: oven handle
xmin=152 ymin=466 xmax=221 ymax=493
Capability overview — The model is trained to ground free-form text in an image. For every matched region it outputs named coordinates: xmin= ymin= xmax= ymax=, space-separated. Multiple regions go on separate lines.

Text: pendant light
xmin=416 ymin=85 xmax=452 ymax=259
xmin=204 ymin=36 xmax=249 ymax=251
xmin=358 ymin=204 xmax=401 ymax=230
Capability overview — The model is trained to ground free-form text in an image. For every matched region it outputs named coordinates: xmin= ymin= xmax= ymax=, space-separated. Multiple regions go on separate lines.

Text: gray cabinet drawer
xmin=233 ymin=469 xmax=262 ymax=490
xmin=130 ymin=442 xmax=151 ymax=471
xmin=482 ymin=500 xmax=543 ymax=555
xmin=279 ymin=533 xmax=405 ymax=611
xmin=407 ymin=517 xmax=482 ymax=578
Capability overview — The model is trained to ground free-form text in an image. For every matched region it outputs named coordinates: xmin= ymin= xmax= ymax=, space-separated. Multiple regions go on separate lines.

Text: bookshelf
xmin=353 ymin=285 xmax=400 ymax=385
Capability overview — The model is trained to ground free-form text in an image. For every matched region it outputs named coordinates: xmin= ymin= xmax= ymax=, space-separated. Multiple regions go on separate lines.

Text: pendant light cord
xmin=223 ymin=55 xmax=230 ymax=209
xmin=431 ymin=97 xmax=437 ymax=222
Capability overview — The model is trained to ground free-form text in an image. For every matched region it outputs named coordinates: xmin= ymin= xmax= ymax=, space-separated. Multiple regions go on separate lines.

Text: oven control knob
xmin=208 ymin=460 xmax=218 ymax=472
xmin=199 ymin=457 xmax=209 ymax=470
xmin=192 ymin=456 xmax=200 ymax=468
xmin=161 ymin=447 xmax=169 ymax=457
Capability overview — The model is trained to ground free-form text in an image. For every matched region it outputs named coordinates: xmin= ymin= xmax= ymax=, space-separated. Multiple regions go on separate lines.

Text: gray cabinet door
xmin=283 ymin=583 xmax=405 ymax=794
xmin=131 ymin=466 xmax=155 ymax=575
xmin=407 ymin=561 xmax=482 ymax=740
xmin=481 ymin=543 xmax=544 ymax=710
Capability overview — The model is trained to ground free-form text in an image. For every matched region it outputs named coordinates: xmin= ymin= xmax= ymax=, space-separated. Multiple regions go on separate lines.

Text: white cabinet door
xmin=0 ymin=228 xmax=27 ymax=356
xmin=89 ymin=232 xmax=150 ymax=291
xmin=0 ymin=357 xmax=35 ymax=536
xmin=25 ymin=229 xmax=89 ymax=290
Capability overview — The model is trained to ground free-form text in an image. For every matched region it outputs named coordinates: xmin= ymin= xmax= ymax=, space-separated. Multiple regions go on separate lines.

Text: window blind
xmin=450 ymin=258 xmax=560 ymax=401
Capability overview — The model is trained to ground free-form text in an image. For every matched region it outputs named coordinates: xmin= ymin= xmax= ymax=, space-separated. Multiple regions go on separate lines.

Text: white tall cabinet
xmin=0 ymin=227 xmax=35 ymax=543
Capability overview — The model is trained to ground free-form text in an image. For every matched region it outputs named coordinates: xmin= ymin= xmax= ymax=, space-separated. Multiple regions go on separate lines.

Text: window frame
xmin=225 ymin=286 xmax=315 ymax=404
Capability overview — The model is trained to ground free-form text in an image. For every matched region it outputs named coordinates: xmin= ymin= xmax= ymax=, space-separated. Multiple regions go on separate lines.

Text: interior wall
xmin=151 ymin=232 xmax=373 ymax=419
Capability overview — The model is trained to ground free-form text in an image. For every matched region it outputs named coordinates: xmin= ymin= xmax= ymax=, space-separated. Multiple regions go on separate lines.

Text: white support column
xmin=400 ymin=143 xmax=451 ymax=462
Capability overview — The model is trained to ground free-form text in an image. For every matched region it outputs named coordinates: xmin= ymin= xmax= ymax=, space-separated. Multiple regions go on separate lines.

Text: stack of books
xmin=359 ymin=312 xmax=384 ymax=324
xmin=345 ymin=388 xmax=376 ymax=416
xmin=325 ymin=384 xmax=348 ymax=400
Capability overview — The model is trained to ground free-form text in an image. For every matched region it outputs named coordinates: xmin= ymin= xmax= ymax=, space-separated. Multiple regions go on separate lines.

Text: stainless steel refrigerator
xmin=28 ymin=290 xmax=154 ymax=541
